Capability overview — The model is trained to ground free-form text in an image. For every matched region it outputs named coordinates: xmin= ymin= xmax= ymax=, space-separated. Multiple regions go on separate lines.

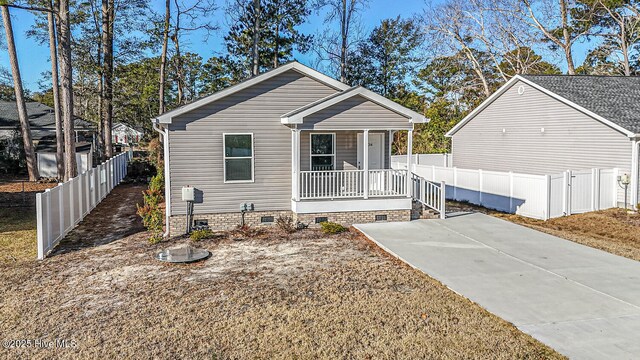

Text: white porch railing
xmin=299 ymin=169 xmax=408 ymax=199
xmin=412 ymin=174 xmax=446 ymax=219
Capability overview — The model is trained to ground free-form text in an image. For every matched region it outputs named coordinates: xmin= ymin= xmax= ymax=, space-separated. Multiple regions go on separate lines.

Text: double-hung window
xmin=310 ymin=133 xmax=335 ymax=171
xmin=224 ymin=133 xmax=254 ymax=182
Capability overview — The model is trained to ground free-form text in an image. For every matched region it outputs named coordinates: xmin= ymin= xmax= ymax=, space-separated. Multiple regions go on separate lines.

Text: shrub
xmin=137 ymin=170 xmax=164 ymax=243
xmin=190 ymin=228 xmax=214 ymax=241
xmin=275 ymin=215 xmax=297 ymax=234
xmin=320 ymin=221 xmax=347 ymax=234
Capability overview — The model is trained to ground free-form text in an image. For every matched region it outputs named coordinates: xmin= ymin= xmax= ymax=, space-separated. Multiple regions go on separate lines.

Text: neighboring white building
xmin=112 ymin=123 xmax=143 ymax=145
xmin=35 ymin=141 xmax=93 ymax=178
xmin=446 ymin=74 xmax=640 ymax=208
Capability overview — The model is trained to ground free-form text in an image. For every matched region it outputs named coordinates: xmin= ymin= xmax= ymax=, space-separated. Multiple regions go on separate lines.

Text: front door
xmin=357 ymin=133 xmax=385 ymax=170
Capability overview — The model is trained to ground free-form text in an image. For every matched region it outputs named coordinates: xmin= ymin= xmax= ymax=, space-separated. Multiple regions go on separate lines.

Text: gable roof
xmin=446 ymin=75 xmax=640 ymax=137
xmin=0 ymin=100 xmax=94 ymax=130
xmin=281 ymin=86 xmax=427 ymax=124
xmin=154 ymin=62 xmax=349 ymax=124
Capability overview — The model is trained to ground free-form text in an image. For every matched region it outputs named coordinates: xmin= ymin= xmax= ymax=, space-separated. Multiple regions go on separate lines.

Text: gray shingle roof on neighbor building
xmin=0 ymin=100 xmax=95 ymax=130
xmin=522 ymin=75 xmax=640 ymax=134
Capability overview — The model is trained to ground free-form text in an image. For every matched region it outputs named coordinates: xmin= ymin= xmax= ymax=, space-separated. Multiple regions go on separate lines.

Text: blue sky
xmin=0 ymin=0 xmax=589 ymax=92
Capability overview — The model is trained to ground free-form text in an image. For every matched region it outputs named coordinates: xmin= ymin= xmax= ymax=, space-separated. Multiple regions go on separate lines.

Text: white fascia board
xmin=282 ymin=87 xmax=427 ymax=124
xmin=154 ymin=62 xmax=350 ymax=125
xmin=446 ymin=75 xmax=635 ymax=138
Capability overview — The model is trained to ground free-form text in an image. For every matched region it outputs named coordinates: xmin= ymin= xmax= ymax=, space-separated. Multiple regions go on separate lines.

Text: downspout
xmin=631 ymin=137 xmax=640 ymax=210
xmin=153 ymin=120 xmax=171 ymax=237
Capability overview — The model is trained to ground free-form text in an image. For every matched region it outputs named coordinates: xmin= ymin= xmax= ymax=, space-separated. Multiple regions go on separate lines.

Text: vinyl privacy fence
xmin=391 ymin=154 xmax=452 ymax=167
xmin=36 ymin=152 xmax=131 ymax=259
xmin=393 ymin=163 xmax=618 ymax=220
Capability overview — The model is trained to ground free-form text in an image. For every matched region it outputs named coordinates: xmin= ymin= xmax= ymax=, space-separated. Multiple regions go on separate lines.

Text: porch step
xmin=411 ymin=200 xmax=440 ymax=220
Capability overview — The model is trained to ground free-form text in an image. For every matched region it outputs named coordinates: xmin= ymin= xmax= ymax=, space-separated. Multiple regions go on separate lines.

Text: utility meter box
xmin=182 ymin=186 xmax=195 ymax=202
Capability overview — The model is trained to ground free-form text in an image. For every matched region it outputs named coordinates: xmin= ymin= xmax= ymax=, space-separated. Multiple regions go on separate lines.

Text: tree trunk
xmin=340 ymin=0 xmax=347 ymax=83
xmin=273 ymin=24 xmax=279 ymax=68
xmin=101 ymin=0 xmax=114 ymax=158
xmin=559 ymin=0 xmax=575 ymax=75
xmin=159 ymin=0 xmax=170 ymax=114
xmin=2 ymin=6 xmax=39 ymax=181
xmin=57 ymin=0 xmax=77 ymax=180
xmin=252 ymin=0 xmax=260 ymax=76
xmin=47 ymin=1 xmax=63 ymax=179
xmin=172 ymin=33 xmax=184 ymax=105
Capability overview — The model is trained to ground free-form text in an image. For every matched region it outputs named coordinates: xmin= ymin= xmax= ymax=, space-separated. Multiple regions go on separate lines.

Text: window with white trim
xmin=224 ymin=133 xmax=254 ymax=182
xmin=310 ymin=133 xmax=335 ymax=171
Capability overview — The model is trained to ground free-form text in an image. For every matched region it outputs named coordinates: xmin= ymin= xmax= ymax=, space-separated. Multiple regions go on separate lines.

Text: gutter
xmin=152 ymin=119 xmax=171 ymax=238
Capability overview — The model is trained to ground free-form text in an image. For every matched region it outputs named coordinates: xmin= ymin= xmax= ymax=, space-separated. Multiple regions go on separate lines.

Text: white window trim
xmin=223 ymin=133 xmax=255 ymax=183
xmin=309 ymin=133 xmax=336 ymax=171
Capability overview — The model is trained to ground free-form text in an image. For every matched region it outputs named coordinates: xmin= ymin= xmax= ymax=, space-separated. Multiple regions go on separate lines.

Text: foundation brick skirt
xmin=168 ymin=209 xmax=411 ymax=235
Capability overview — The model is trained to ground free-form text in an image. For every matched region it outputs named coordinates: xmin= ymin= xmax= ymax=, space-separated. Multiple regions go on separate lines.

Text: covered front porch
xmin=280 ymin=85 xmax=426 ymax=210
xmin=290 ymin=129 xmax=415 ymax=202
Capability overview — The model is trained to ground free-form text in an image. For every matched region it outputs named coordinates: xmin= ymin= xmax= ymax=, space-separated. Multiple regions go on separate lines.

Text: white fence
xmin=402 ymin=164 xmax=618 ymax=220
xmin=299 ymin=169 xmax=408 ymax=199
xmin=391 ymin=153 xmax=452 ymax=167
xmin=36 ymin=151 xmax=131 ymax=259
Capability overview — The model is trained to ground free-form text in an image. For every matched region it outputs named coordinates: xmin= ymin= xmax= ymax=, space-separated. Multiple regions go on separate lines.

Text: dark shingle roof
xmin=0 ymin=100 xmax=95 ymax=130
xmin=522 ymin=75 xmax=640 ymax=134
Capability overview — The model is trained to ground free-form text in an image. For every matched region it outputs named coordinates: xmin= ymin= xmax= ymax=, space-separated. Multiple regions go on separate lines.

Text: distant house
xmin=446 ymin=75 xmax=640 ymax=208
xmin=0 ymin=100 xmax=97 ymax=177
xmin=35 ymin=139 xmax=93 ymax=178
xmin=152 ymin=62 xmax=427 ymax=235
xmin=112 ymin=122 xmax=143 ymax=145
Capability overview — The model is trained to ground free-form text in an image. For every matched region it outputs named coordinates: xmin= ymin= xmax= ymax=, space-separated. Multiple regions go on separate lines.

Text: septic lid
xmin=156 ymin=245 xmax=210 ymax=263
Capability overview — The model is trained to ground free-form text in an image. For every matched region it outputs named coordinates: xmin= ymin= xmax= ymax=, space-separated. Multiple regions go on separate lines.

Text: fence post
xmin=453 ymin=167 xmax=458 ymax=200
xmin=58 ymin=186 xmax=64 ymax=237
xmin=440 ymin=181 xmax=446 ymax=219
xmin=591 ymin=168 xmax=598 ymax=211
xmin=478 ymin=169 xmax=483 ymax=203
xmin=36 ymin=193 xmax=44 ymax=260
xmin=69 ymin=178 xmax=76 ymax=226
xmin=613 ymin=168 xmax=619 ymax=208
xmin=562 ymin=170 xmax=570 ymax=216
xmin=545 ymin=175 xmax=551 ymax=220
xmin=509 ymin=171 xmax=514 ymax=213
xmin=431 ymin=165 xmax=436 ymax=181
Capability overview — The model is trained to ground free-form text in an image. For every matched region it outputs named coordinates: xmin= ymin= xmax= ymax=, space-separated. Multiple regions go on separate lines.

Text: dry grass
xmin=0 ymin=229 xmax=562 ymax=359
xmin=0 ymin=187 xmax=562 ymax=359
xmin=0 ymin=207 xmax=37 ymax=263
xmin=448 ymin=201 xmax=640 ymax=262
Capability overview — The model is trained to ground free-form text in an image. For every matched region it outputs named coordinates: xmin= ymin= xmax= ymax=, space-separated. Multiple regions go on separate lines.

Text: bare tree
xmin=316 ymin=0 xmax=369 ymax=82
xmin=424 ymin=0 xmax=493 ymax=96
xmin=57 ymin=0 xmax=77 ymax=180
xmin=589 ymin=0 xmax=640 ymax=76
xmin=252 ymin=0 xmax=260 ymax=75
xmin=46 ymin=0 xmax=64 ymax=179
xmin=520 ymin=0 xmax=590 ymax=74
xmin=102 ymin=0 xmax=114 ymax=158
xmin=159 ymin=0 xmax=170 ymax=114
xmin=171 ymin=0 xmax=217 ymax=105
xmin=1 ymin=4 xmax=39 ymax=180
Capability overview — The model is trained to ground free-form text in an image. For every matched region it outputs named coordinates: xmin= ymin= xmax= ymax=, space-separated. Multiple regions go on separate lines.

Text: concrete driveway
xmin=355 ymin=213 xmax=640 ymax=360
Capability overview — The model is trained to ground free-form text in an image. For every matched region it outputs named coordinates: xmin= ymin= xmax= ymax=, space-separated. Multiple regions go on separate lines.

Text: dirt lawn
xmin=0 ymin=187 xmax=562 ymax=359
xmin=448 ymin=201 xmax=640 ymax=262
xmin=0 ymin=180 xmax=58 ymax=263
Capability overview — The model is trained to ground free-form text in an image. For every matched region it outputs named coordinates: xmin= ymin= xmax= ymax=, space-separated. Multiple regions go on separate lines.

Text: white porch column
xmin=406 ymin=129 xmax=413 ymax=197
xmin=363 ymin=129 xmax=369 ymax=199
xmin=291 ymin=129 xmax=300 ymax=201
xmin=631 ymin=139 xmax=639 ymax=208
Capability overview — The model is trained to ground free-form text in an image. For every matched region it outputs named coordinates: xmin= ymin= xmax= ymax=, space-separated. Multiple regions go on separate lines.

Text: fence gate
xmin=568 ymin=169 xmax=595 ymax=215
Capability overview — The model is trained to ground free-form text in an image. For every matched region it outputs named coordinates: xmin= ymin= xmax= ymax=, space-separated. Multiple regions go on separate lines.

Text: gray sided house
xmin=153 ymin=62 xmax=426 ymax=235
xmin=446 ymin=75 xmax=640 ymax=208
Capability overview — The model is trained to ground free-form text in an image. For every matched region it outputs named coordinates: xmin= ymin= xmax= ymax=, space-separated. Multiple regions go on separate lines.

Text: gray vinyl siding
xmin=451 ymin=79 xmax=633 ymax=203
xmin=168 ymin=70 xmax=338 ymax=215
xmin=300 ymin=95 xmax=412 ymax=130
xmin=299 ymin=131 xmax=390 ymax=171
